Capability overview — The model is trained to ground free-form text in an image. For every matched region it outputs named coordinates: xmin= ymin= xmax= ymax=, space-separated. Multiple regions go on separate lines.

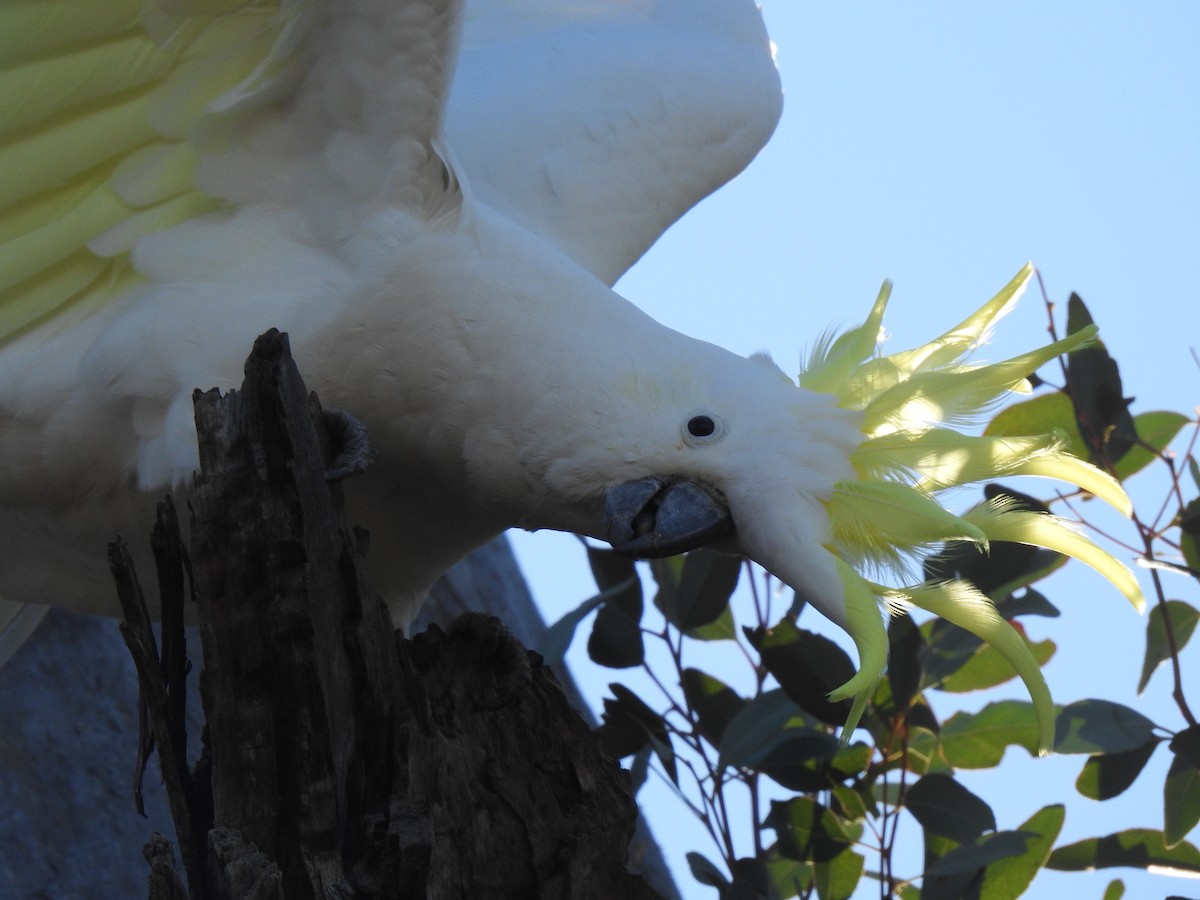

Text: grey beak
xmin=604 ymin=477 xmax=734 ymax=558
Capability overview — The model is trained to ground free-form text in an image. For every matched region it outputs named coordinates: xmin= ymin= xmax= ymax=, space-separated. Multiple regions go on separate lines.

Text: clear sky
xmin=513 ymin=5 xmax=1199 ymax=898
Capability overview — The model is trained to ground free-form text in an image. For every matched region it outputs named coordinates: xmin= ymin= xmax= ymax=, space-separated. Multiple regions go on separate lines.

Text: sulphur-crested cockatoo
xmin=0 ymin=0 xmax=1142 ymax=747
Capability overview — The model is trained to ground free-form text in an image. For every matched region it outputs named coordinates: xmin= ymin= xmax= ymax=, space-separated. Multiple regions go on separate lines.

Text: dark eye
xmin=687 ymin=415 xmax=716 ymax=438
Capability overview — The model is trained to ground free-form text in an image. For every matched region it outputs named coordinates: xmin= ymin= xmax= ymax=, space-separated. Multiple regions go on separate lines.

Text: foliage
xmin=544 ymin=289 xmax=1200 ymax=898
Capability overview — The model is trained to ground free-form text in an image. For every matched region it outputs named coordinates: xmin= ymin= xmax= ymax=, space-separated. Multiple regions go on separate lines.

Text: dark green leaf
xmin=1102 ymin=880 xmax=1124 ymax=900
xmin=674 ymin=549 xmax=741 ymax=630
xmin=681 ymin=668 xmax=746 ymax=747
xmin=689 ymin=603 xmax=737 ymax=642
xmin=728 ymin=857 xmax=771 ymax=899
xmin=588 ymin=545 xmax=638 ymax=592
xmin=906 ymin=773 xmax=996 ymax=843
xmin=1047 ymin=829 xmax=1200 ymax=876
xmin=1114 ymin=411 xmax=1189 ymax=480
xmin=999 ymin=588 xmax=1060 ymax=618
xmin=585 ymin=549 xmax=644 ymax=668
xmin=887 ymin=612 xmax=923 ymax=712
xmin=1075 ymin=739 xmax=1159 ymax=800
xmin=924 ymin=522 xmax=1061 ymax=604
xmin=1181 ymin=497 xmax=1200 ymax=578
xmin=766 ymin=797 xmax=862 ymax=864
xmin=752 ymin=619 xmax=855 ymax=726
xmin=980 ymin=804 xmax=1064 ymax=900
xmin=940 ymin=701 xmax=1040 ymax=769
xmin=1064 ymin=293 xmax=1138 ymax=467
xmin=939 ymin=633 xmax=1055 ymax=694
xmin=923 ymin=831 xmax=1033 ymax=900
xmin=813 ymin=848 xmax=863 ymax=900
xmin=1166 ymin=725 xmax=1200 ymax=848
xmin=717 ymin=689 xmax=808 ymax=773
xmin=754 ymin=732 xmax=842 ymax=792
xmin=1139 ymin=600 xmax=1199 ymax=693
xmin=1054 ymin=699 xmax=1158 ymax=755
xmin=686 ymin=851 xmax=728 ymax=888
xmin=538 ymin=582 xmax=624 ymax=666
xmin=764 ymin=854 xmax=812 ymax=899
xmin=596 ymin=684 xmax=667 ymax=759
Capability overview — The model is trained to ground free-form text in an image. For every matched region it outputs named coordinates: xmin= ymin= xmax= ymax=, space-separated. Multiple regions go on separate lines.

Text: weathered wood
xmin=112 ymin=328 xmax=660 ymax=899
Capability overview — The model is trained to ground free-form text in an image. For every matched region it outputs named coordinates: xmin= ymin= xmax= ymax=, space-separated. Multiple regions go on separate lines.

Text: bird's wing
xmin=450 ymin=0 xmax=781 ymax=285
xmin=0 ymin=0 xmax=462 ymax=346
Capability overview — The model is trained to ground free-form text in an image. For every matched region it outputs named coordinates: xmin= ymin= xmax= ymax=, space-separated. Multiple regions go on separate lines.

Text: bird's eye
xmin=682 ymin=412 xmax=726 ymax=445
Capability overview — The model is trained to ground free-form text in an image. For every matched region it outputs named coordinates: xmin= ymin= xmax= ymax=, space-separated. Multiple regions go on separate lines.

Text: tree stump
xmin=112 ymin=330 xmax=657 ymax=899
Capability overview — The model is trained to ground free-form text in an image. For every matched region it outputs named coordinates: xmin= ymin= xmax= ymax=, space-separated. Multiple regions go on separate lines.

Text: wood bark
xmin=109 ymin=329 xmax=657 ymax=899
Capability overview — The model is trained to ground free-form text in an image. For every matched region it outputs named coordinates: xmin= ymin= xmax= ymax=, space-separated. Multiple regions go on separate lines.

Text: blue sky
xmin=513 ymin=5 xmax=1199 ymax=897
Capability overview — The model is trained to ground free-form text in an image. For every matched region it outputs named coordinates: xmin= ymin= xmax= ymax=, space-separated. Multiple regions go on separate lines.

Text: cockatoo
xmin=0 ymin=0 xmax=1142 ymax=748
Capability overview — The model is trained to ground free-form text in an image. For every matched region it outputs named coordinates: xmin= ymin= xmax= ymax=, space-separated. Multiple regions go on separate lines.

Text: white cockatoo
xmin=0 ymin=0 xmax=1142 ymax=746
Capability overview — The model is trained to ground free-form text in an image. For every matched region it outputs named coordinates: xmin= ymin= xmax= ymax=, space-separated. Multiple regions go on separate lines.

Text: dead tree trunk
xmin=113 ymin=330 xmax=657 ymax=900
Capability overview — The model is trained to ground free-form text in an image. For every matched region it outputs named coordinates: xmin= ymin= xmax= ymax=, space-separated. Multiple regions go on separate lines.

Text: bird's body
xmin=0 ymin=0 xmax=1142 ymax=744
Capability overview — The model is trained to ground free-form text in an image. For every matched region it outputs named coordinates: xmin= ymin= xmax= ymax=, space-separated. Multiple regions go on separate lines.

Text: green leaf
xmin=1165 ymin=725 xmax=1200 ymax=848
xmin=1181 ymin=497 xmax=1200 ymax=578
xmin=686 ymin=851 xmax=728 ymax=888
xmin=1075 ymin=739 xmax=1159 ymax=800
xmin=980 ymin=804 xmax=1064 ymax=900
xmin=940 ymin=701 xmax=1040 ymax=769
xmin=1138 ymin=600 xmax=1200 ymax=693
xmin=674 ymin=549 xmax=741 ymax=630
xmin=1054 ymin=699 xmax=1158 ymax=755
xmin=1064 ymin=293 xmax=1138 ymax=467
xmin=717 ymin=690 xmax=822 ymax=774
xmin=752 ymin=619 xmax=855 ymax=726
xmin=688 ymin=603 xmax=737 ymax=641
xmin=728 ymin=858 xmax=772 ymax=900
xmin=924 ymin=830 xmax=1031 ymax=878
xmin=755 ymin=732 xmax=842 ymax=792
xmin=1047 ymin=829 xmax=1200 ymax=876
xmin=680 ymin=668 xmax=746 ymax=747
xmin=938 ymin=633 xmax=1055 ymax=694
xmin=985 ymin=392 xmax=1086 ymax=459
xmin=767 ymin=797 xmax=863 ymax=864
xmin=1102 ymin=879 xmax=1125 ymax=900
xmin=1114 ymin=411 xmax=1190 ymax=480
xmin=906 ymin=773 xmax=996 ymax=843
xmin=813 ymin=848 xmax=863 ymax=900
xmin=595 ymin=683 xmax=670 ymax=768
xmin=764 ymin=853 xmax=813 ymax=899
xmin=585 ymin=549 xmax=644 ymax=668
xmin=538 ymin=580 xmax=629 ymax=666
xmin=887 ymin=612 xmax=924 ymax=712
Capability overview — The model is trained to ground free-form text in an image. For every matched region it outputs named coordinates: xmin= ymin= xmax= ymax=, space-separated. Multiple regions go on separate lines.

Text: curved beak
xmin=604 ymin=476 xmax=734 ymax=558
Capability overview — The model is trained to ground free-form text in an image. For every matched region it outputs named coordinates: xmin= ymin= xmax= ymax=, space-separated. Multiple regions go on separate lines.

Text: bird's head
xmin=552 ymin=265 xmax=1143 ymax=748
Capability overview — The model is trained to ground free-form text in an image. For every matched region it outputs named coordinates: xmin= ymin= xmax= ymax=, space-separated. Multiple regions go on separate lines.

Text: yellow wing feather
xmin=0 ymin=0 xmax=303 ymax=344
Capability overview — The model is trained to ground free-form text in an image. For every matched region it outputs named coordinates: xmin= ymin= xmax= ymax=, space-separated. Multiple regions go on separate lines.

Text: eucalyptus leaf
xmin=717 ymin=689 xmax=807 ymax=773
xmin=1075 ymin=739 xmax=1159 ymax=801
xmin=979 ymin=804 xmax=1064 ymax=900
xmin=686 ymin=851 xmax=728 ymax=888
xmin=680 ymin=667 xmax=746 ymax=747
xmin=1047 ymin=829 xmax=1200 ymax=876
xmin=1054 ymin=699 xmax=1158 ymax=755
xmin=1165 ymin=725 xmax=1200 ymax=849
xmin=905 ymin=773 xmax=996 ymax=843
xmin=940 ymin=701 xmax=1040 ymax=769
xmin=1138 ymin=600 xmax=1198 ymax=694
xmin=538 ymin=579 xmax=629 ymax=666
xmin=813 ymin=847 xmax=863 ymax=900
